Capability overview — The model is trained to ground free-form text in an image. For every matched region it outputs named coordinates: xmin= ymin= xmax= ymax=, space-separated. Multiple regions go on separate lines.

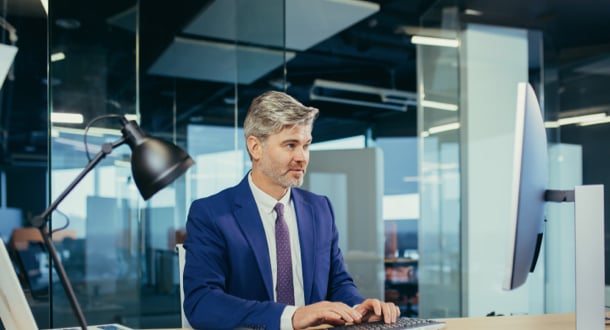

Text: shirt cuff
xmin=280 ymin=305 xmax=298 ymax=330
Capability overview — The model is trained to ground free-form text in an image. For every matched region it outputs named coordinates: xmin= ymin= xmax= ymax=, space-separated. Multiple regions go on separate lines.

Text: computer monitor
xmin=502 ymin=82 xmax=548 ymax=291
xmin=0 ymin=238 xmax=39 ymax=329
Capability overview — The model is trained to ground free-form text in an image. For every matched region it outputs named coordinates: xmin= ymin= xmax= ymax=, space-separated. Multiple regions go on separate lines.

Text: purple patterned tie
xmin=274 ymin=202 xmax=294 ymax=305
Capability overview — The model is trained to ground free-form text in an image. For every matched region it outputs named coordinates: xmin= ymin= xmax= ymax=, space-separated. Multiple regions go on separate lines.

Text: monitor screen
xmin=503 ymin=82 xmax=548 ymax=291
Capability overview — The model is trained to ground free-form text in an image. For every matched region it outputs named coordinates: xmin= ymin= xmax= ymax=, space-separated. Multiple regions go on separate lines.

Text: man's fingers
xmin=332 ymin=302 xmax=362 ymax=323
xmin=293 ymin=301 xmax=364 ymax=329
xmin=382 ymin=302 xmax=399 ymax=323
xmin=374 ymin=299 xmax=383 ymax=316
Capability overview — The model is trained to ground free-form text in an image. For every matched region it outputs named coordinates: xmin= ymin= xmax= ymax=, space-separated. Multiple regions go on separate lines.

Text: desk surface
xmin=439 ymin=313 xmax=576 ymax=330
xmin=438 ymin=313 xmax=609 ymax=330
xmin=151 ymin=313 xmax=609 ymax=330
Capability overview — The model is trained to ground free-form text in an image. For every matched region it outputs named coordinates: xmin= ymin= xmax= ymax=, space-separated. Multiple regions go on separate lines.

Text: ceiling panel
xmin=148 ymin=37 xmax=295 ymax=84
xmin=183 ymin=0 xmax=379 ymax=51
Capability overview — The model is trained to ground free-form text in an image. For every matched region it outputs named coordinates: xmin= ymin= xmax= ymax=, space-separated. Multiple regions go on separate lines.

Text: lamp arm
xmin=30 ymin=138 xmax=125 ymax=330
xmin=38 ymin=226 xmax=86 ymax=328
xmin=32 ymin=140 xmax=124 ymax=226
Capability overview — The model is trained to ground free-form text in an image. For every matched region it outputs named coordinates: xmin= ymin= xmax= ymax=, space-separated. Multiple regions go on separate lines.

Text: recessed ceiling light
xmin=428 ymin=122 xmax=460 ymax=134
xmin=51 ymin=52 xmax=65 ymax=62
xmin=557 ymin=113 xmax=606 ymax=125
xmin=464 ymin=9 xmax=483 ymax=16
xmin=51 ymin=112 xmax=83 ymax=124
xmin=411 ymin=36 xmax=459 ymax=47
xmin=421 ymin=100 xmax=458 ymax=111
xmin=55 ymin=18 xmax=81 ymax=30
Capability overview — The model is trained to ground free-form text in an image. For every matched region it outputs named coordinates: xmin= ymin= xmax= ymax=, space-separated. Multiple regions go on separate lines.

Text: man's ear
xmin=247 ymin=136 xmax=261 ymax=160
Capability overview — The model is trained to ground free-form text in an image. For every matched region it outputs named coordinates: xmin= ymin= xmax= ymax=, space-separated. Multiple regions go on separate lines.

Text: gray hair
xmin=243 ymin=91 xmax=319 ymax=141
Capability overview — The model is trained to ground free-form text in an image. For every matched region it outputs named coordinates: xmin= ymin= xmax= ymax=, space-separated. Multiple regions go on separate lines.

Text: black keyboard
xmin=332 ymin=317 xmax=445 ymax=330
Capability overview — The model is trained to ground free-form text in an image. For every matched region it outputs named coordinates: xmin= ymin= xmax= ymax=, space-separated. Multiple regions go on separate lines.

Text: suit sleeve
xmin=183 ymin=199 xmax=285 ymax=330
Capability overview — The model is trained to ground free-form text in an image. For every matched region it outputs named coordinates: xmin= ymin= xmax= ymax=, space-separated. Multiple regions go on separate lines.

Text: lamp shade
xmin=121 ymin=120 xmax=195 ymax=200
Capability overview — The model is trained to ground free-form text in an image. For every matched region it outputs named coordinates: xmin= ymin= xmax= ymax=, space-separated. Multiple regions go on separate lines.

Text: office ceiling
xmin=3 ymin=0 xmax=610 ymax=164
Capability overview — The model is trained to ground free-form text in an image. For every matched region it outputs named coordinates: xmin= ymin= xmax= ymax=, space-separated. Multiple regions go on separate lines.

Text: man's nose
xmin=294 ymin=147 xmax=308 ymax=162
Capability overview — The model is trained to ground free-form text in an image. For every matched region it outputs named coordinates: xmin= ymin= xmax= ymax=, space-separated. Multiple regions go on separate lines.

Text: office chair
xmin=176 ymin=243 xmax=193 ymax=329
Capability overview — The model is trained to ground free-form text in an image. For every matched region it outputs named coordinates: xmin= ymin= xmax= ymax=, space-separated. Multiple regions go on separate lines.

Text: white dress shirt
xmin=248 ymin=174 xmax=304 ymax=329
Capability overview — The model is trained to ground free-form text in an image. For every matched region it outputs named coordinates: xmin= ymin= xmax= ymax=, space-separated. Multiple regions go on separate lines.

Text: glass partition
xmin=547 ymin=50 xmax=610 ymax=313
xmin=48 ymin=1 xmax=142 ymax=327
xmin=47 ymin=0 xmax=286 ymax=328
xmin=185 ymin=0 xmax=286 ymax=202
xmin=416 ymin=3 xmax=461 ymax=318
xmin=416 ymin=0 xmax=560 ymax=319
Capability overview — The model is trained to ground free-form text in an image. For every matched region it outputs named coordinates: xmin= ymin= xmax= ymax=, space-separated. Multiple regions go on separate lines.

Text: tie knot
xmin=274 ymin=203 xmax=285 ymax=217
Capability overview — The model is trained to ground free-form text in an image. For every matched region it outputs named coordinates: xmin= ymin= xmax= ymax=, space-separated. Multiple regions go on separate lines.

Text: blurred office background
xmin=0 ymin=0 xmax=609 ymax=328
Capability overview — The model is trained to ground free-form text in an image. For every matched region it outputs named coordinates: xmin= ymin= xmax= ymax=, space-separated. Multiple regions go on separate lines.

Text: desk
xmin=438 ymin=313 xmax=609 ymax=330
xmin=149 ymin=313 xmax=609 ymax=330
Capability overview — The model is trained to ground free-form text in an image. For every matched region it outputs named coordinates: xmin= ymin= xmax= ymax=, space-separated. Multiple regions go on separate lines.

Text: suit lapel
xmin=233 ymin=178 xmax=274 ymax=300
xmin=293 ymin=190 xmax=315 ymax=304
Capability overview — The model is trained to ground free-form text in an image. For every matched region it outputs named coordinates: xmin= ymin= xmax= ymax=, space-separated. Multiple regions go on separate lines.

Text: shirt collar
xmin=248 ymin=172 xmax=292 ymax=214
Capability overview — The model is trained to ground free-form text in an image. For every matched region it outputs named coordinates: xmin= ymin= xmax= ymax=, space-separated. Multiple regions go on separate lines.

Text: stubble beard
xmin=272 ymin=168 xmax=304 ymax=188
xmin=260 ymin=159 xmax=305 ymax=189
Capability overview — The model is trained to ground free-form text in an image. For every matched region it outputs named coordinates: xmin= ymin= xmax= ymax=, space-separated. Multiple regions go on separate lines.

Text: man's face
xmin=249 ymin=124 xmax=312 ymax=192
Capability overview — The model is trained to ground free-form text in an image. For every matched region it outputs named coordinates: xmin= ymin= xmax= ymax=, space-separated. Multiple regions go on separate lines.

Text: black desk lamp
xmin=30 ymin=115 xmax=195 ymax=329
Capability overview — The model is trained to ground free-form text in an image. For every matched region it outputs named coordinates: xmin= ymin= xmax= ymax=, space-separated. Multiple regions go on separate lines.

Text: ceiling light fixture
xmin=310 ymin=79 xmax=416 ymax=112
xmin=421 ymin=100 xmax=458 ymax=111
xmin=544 ymin=121 xmax=560 ymax=128
xmin=51 ymin=112 xmax=84 ymax=124
xmin=557 ymin=113 xmax=606 ymax=126
xmin=578 ymin=115 xmax=610 ymax=126
xmin=51 ymin=52 xmax=66 ymax=62
xmin=411 ymin=35 xmax=459 ymax=48
xmin=428 ymin=122 xmax=460 ymax=134
xmin=124 ymin=114 xmax=139 ymax=122
xmin=52 ymin=126 xmax=122 ymax=138
xmin=464 ymin=9 xmax=483 ymax=16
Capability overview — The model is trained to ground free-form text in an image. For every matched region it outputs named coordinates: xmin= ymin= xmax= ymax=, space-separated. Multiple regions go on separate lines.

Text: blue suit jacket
xmin=183 ymin=175 xmax=364 ymax=329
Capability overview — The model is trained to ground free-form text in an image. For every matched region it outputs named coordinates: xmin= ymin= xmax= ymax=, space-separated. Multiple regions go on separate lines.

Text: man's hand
xmin=292 ymin=301 xmax=363 ymax=329
xmin=354 ymin=299 xmax=400 ymax=324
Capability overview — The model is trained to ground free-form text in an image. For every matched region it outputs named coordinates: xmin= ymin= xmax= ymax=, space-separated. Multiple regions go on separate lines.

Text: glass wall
xmin=416 ymin=3 xmax=461 ymax=318
xmin=547 ymin=50 xmax=610 ymax=313
xmin=46 ymin=0 xmax=287 ymax=327
xmin=416 ymin=0 xmax=605 ymax=320
xmin=49 ymin=1 xmax=143 ymax=327
xmin=43 ymin=0 xmax=421 ymax=327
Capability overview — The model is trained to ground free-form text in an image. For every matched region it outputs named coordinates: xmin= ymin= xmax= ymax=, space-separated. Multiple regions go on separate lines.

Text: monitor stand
xmin=547 ymin=184 xmax=605 ymax=330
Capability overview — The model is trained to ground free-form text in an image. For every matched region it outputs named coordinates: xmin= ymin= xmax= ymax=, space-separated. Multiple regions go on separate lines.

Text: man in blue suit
xmin=183 ymin=91 xmax=399 ymax=329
